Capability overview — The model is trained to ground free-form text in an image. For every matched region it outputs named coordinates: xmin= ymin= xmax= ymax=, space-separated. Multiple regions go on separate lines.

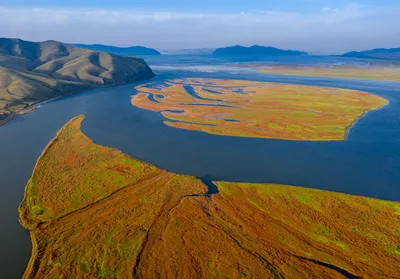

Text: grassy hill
xmin=0 ymin=38 xmax=155 ymax=125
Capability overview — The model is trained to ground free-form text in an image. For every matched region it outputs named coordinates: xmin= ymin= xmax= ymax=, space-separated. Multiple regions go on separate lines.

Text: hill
xmin=213 ymin=45 xmax=307 ymax=57
xmin=0 ymin=38 xmax=155 ymax=125
xmin=161 ymin=48 xmax=215 ymax=55
xmin=339 ymin=48 xmax=400 ymax=60
xmin=73 ymin=44 xmax=161 ymax=56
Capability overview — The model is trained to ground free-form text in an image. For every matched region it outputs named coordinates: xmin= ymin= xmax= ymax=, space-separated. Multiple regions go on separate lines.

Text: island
xmin=213 ymin=45 xmax=307 ymax=57
xmin=131 ymin=78 xmax=387 ymax=141
xmin=338 ymin=48 xmax=400 ymax=60
xmin=73 ymin=44 xmax=161 ymax=56
xmin=19 ymin=115 xmax=400 ymax=278
xmin=0 ymin=38 xmax=155 ymax=126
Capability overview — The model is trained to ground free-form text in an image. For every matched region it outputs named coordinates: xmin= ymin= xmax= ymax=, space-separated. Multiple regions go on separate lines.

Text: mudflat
xmin=132 ymin=78 xmax=387 ymax=141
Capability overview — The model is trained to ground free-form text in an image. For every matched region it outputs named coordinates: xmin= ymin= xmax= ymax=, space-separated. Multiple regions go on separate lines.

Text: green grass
xmin=79 ymin=261 xmax=89 ymax=272
xmin=246 ymin=197 xmax=265 ymax=212
xmin=385 ymin=245 xmax=400 ymax=256
xmin=97 ymin=262 xmax=116 ymax=278
xmin=310 ymin=224 xmax=351 ymax=251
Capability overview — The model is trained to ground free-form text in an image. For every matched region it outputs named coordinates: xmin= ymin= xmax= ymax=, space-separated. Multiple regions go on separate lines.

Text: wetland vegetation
xmin=19 ymin=115 xmax=400 ymax=279
xmin=132 ymin=78 xmax=387 ymax=141
xmin=259 ymin=65 xmax=400 ymax=81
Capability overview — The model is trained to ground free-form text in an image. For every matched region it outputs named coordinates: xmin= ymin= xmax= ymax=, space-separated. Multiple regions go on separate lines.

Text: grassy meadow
xmin=259 ymin=65 xmax=400 ymax=81
xmin=131 ymin=78 xmax=387 ymax=141
xmin=19 ymin=115 xmax=400 ymax=278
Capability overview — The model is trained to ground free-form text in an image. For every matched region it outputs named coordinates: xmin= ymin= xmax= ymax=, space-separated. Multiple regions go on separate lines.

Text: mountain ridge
xmin=0 ymin=38 xmax=155 ymax=125
xmin=338 ymin=47 xmax=400 ymax=60
xmin=213 ymin=45 xmax=308 ymax=57
xmin=73 ymin=44 xmax=161 ymax=56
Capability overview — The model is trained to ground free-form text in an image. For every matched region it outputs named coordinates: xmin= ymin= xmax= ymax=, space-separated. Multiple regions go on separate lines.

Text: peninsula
xmin=19 ymin=115 xmax=400 ymax=278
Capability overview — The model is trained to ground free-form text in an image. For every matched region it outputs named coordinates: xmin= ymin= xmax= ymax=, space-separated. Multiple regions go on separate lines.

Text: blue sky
xmin=3 ymin=0 xmax=400 ymax=12
xmin=0 ymin=1 xmax=399 ymax=52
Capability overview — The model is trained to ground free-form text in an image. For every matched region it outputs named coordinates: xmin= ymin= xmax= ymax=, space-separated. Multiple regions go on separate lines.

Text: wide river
xmin=1 ymin=55 xmax=399 ymax=278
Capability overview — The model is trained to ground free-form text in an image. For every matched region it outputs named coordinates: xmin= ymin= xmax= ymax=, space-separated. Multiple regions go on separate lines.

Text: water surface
xmin=1 ymin=55 xmax=399 ymax=278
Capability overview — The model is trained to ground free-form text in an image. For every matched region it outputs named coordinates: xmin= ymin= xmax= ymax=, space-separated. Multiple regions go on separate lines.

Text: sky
xmin=0 ymin=0 xmax=399 ymax=53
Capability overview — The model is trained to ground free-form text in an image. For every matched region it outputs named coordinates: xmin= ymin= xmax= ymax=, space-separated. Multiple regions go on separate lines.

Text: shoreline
xmin=133 ymin=78 xmax=387 ymax=142
xmin=18 ymin=115 xmax=89 ymax=278
xmin=17 ymin=115 xmax=210 ymax=278
xmin=17 ymin=117 xmax=79 ymax=279
xmin=18 ymin=115 xmax=400 ymax=278
xmin=257 ymin=67 xmax=400 ymax=82
xmin=344 ymin=98 xmax=390 ymax=140
xmin=0 ymin=73 xmax=155 ymax=128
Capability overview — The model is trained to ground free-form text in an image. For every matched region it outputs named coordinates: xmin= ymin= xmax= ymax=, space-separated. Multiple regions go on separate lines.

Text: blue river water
xmin=0 ymin=55 xmax=399 ymax=278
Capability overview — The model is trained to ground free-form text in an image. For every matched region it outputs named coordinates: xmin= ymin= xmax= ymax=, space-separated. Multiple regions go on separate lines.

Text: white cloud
xmin=0 ymin=4 xmax=398 ymax=52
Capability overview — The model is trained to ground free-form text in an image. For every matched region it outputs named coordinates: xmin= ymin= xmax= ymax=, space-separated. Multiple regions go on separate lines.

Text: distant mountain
xmin=339 ymin=48 xmax=400 ymax=60
xmin=213 ymin=45 xmax=308 ymax=57
xmin=0 ymin=38 xmax=155 ymax=125
xmin=161 ymin=48 xmax=215 ymax=55
xmin=73 ymin=44 xmax=161 ymax=56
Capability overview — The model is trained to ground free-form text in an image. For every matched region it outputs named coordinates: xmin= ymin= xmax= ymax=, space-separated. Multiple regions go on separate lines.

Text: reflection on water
xmin=0 ymin=56 xmax=399 ymax=278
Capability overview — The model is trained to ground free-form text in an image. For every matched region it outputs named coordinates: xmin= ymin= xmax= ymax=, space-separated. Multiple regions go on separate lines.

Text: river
xmin=1 ymin=55 xmax=399 ymax=278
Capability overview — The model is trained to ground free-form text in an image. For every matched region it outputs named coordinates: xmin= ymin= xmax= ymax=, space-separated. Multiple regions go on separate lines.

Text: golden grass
xmin=19 ymin=116 xmax=400 ymax=278
xmin=131 ymin=78 xmax=387 ymax=141
xmin=18 ymin=115 xmax=207 ymax=278
xmin=216 ymin=182 xmax=400 ymax=271
xmin=259 ymin=65 xmax=400 ymax=81
xmin=19 ymin=115 xmax=162 ymax=229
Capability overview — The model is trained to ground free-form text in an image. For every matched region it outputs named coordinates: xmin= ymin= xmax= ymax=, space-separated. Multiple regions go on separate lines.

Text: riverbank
xmin=132 ymin=78 xmax=388 ymax=141
xmin=19 ymin=115 xmax=400 ymax=278
xmin=2 ymin=57 xmax=400 ymax=278
xmin=0 ymin=38 xmax=157 ymax=128
xmin=0 ymin=73 xmax=155 ymax=128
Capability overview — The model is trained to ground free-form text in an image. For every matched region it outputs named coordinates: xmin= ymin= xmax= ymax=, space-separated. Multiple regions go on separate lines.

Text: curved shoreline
xmin=17 ymin=116 xmax=85 ymax=278
xmin=3 ymin=71 xmax=397 ymax=274
xmin=344 ymin=98 xmax=390 ymax=140
xmin=0 ymin=74 xmax=155 ymax=128
xmin=18 ymin=115 xmax=400 ymax=278
xmin=133 ymin=78 xmax=388 ymax=141
xmin=17 ymin=115 xmax=211 ymax=278
xmin=18 ymin=116 xmax=82 ymax=229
